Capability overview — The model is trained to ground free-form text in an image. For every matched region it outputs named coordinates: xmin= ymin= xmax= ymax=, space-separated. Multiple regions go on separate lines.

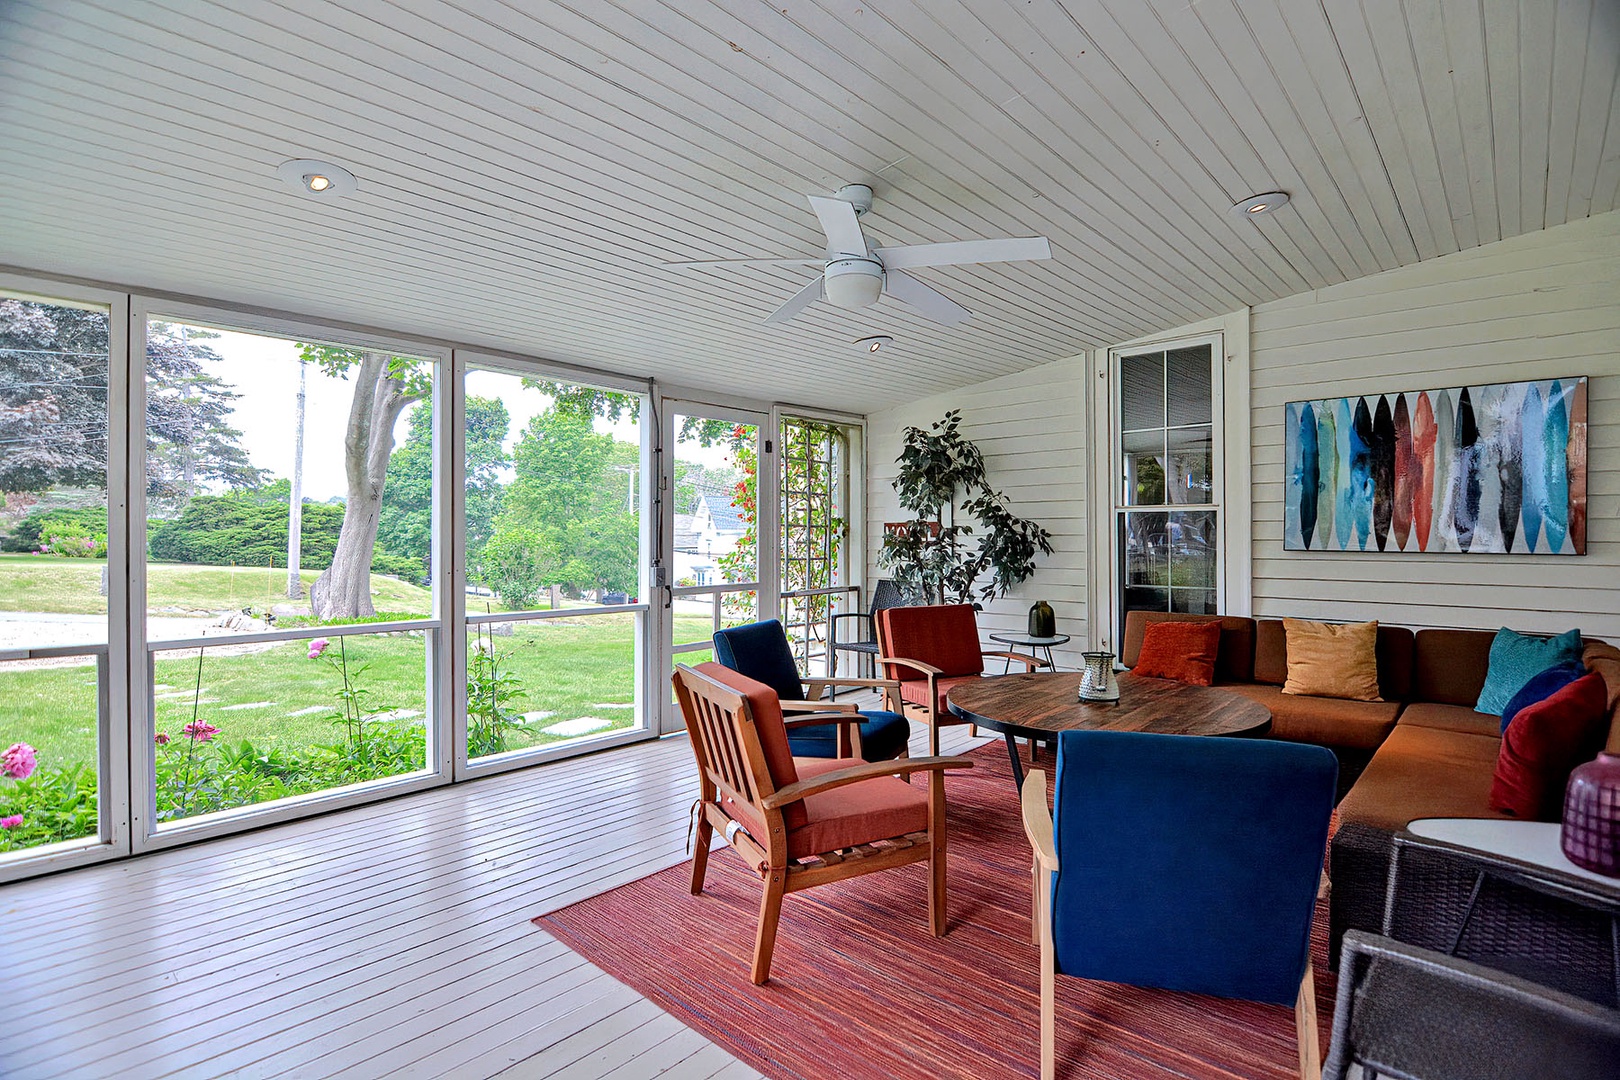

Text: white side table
xmin=1407 ymin=817 xmax=1620 ymax=891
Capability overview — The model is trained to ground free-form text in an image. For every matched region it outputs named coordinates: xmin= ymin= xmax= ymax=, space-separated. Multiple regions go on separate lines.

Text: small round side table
xmin=988 ymin=632 xmax=1071 ymax=672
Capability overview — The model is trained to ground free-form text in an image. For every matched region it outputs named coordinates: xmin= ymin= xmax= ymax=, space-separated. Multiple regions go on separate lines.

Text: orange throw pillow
xmin=1282 ymin=618 xmax=1382 ymax=701
xmin=1133 ymin=621 xmax=1221 ymax=686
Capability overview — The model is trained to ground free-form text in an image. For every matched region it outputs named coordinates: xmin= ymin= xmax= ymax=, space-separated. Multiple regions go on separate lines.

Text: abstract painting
xmin=1284 ymin=377 xmax=1588 ymax=555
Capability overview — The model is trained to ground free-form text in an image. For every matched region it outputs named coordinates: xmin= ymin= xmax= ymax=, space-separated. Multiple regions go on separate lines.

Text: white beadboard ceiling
xmin=1 ymin=0 xmax=1616 ymax=412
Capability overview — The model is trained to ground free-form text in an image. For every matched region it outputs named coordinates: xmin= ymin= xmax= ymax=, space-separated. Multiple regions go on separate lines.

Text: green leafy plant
xmin=467 ymin=623 xmax=530 ymax=758
xmin=879 ymin=409 xmax=1052 ymax=604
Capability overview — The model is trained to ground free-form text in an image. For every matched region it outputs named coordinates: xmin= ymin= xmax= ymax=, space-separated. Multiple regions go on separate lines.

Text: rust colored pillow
xmin=1490 ymin=672 xmax=1610 ymax=820
xmin=1282 ymin=618 xmax=1382 ymax=702
xmin=1132 ymin=620 xmax=1221 ymax=686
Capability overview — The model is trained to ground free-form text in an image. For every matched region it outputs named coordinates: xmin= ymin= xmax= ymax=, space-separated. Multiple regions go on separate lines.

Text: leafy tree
xmin=485 ymin=408 xmax=638 ymax=604
xmin=0 ymin=302 xmax=261 ymax=502
xmin=372 ymin=397 xmax=509 ymax=583
xmin=294 ymin=344 xmax=430 ymax=619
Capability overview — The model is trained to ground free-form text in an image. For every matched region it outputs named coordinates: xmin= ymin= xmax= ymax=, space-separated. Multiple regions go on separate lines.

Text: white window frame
xmin=1087 ymin=311 xmax=1252 ymax=653
xmin=0 ymin=273 xmax=132 ymax=881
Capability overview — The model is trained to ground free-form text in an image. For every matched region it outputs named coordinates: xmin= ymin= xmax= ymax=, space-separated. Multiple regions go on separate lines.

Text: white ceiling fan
xmin=665 ymin=184 xmax=1052 ymax=326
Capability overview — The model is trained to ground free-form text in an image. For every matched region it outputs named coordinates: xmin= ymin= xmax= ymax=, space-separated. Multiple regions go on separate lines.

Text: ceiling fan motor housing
xmin=823 ymin=257 xmax=884 ymax=308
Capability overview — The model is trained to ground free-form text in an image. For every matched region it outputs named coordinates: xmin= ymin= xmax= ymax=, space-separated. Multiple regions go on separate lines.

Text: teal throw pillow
xmin=1476 ymin=628 xmax=1584 ymax=716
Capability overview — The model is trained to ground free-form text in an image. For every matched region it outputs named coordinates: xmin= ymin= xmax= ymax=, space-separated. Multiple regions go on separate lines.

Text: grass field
xmin=3 ymin=611 xmax=719 ymax=771
xmin=0 ymin=554 xmax=434 ymax=616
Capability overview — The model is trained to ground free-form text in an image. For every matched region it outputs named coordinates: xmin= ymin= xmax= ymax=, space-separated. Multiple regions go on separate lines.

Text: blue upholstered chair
xmin=712 ymin=619 xmax=911 ymax=763
xmin=1021 ymin=730 xmax=1338 ymax=1080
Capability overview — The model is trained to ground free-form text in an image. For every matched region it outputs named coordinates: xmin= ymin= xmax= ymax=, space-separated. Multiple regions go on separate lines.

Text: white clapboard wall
xmin=864 ymin=359 xmax=1089 ymax=668
xmin=1249 ymin=210 xmax=1620 ymax=637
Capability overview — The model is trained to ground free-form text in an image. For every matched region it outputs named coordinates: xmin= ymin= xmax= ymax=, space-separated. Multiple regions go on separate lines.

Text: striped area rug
xmin=536 ymin=743 xmax=1336 ymax=1079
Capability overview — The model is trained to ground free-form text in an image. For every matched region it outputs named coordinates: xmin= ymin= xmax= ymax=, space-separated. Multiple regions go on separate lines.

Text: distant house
xmin=672 ymin=491 xmax=747 ymax=586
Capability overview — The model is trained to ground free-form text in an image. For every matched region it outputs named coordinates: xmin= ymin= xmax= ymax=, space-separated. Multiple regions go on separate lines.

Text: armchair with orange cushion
xmin=674 ymin=662 xmax=973 ymax=984
xmin=876 ymin=603 xmax=1048 ymax=756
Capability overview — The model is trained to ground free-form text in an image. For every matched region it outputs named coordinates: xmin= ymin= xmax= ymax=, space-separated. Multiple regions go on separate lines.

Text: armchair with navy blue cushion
xmin=712 ymin=619 xmax=912 ymax=763
xmin=1021 ymin=730 xmax=1338 ymax=1080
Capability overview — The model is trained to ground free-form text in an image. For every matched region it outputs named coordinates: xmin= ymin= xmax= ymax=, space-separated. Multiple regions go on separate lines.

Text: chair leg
xmin=751 ymin=867 xmax=788 ymax=985
xmin=928 ymin=768 xmax=947 ymax=936
xmin=690 ymin=812 xmax=713 ymax=895
xmin=1295 ymin=964 xmax=1321 ymax=1080
xmin=1030 ymin=852 xmax=1040 ymax=945
xmin=928 ymin=712 xmax=941 ymax=757
xmin=1039 ymin=876 xmax=1057 ymax=1080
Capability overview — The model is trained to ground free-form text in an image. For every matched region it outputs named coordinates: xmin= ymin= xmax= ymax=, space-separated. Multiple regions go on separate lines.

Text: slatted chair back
xmin=674 ymin=662 xmax=809 ymax=834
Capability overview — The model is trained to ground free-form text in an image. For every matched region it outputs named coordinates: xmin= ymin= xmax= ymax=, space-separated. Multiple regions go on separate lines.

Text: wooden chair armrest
xmin=1020 ymin=769 xmax=1058 ymax=871
xmin=802 ymin=676 xmax=902 ymax=698
xmin=781 ymin=711 xmax=861 ymax=729
xmin=761 ymin=756 xmax=974 ymax=809
xmin=780 ymin=699 xmax=859 ymax=714
xmin=983 ymin=650 xmax=1049 ymax=670
xmin=878 ymin=655 xmax=944 ymax=677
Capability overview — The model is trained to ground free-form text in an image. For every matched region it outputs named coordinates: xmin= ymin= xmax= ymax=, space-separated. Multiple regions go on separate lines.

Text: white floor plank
xmin=0 ymin=715 xmax=987 ymax=1080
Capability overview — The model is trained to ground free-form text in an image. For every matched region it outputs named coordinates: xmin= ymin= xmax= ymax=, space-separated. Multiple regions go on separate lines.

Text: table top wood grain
xmin=945 ymin=671 xmax=1272 ymax=740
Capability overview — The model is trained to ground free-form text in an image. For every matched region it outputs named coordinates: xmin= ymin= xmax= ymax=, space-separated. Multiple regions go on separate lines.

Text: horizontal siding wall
xmin=1250 ymin=209 xmax=1620 ymax=637
xmin=865 ymin=358 xmax=1088 ymax=667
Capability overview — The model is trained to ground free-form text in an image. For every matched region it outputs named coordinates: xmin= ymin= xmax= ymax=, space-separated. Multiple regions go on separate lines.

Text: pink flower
xmin=308 ymin=638 xmax=330 ymax=659
xmin=154 ymin=732 xmax=171 ymax=746
xmin=0 ymin=815 xmax=22 ymax=829
xmin=181 ymin=721 xmax=220 ymax=743
xmin=1 ymin=743 xmax=37 ymax=781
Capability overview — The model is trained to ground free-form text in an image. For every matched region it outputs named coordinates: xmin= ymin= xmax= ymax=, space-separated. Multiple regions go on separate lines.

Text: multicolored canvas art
xmin=1284 ymin=377 xmax=1588 ymax=555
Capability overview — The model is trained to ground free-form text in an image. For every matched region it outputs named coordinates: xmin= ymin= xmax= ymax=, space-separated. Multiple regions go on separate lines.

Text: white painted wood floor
xmin=0 ymin=719 xmax=992 ymax=1080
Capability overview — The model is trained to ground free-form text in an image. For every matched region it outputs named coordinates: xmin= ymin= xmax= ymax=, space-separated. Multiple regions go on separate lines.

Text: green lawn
xmin=4 ymin=612 xmax=716 ymax=771
xmin=0 ymin=554 xmax=433 ymax=616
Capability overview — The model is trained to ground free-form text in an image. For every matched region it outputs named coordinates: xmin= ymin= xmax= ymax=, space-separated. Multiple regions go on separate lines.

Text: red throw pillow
xmin=1133 ymin=621 xmax=1221 ymax=687
xmin=1490 ymin=672 xmax=1610 ymax=820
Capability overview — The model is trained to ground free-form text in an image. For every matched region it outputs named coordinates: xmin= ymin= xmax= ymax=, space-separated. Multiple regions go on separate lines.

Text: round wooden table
xmin=946 ymin=671 xmax=1272 ymax=790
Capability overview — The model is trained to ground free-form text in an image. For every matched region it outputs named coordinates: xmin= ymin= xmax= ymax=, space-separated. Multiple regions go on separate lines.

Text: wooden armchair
xmin=674 ymin=661 xmax=972 ymax=984
xmin=1021 ymin=730 xmax=1338 ymax=1080
xmin=876 ymin=603 xmax=1048 ymax=755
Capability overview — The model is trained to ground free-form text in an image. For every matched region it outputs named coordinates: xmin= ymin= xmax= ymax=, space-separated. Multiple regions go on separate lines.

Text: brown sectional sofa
xmin=1119 ymin=610 xmax=1620 ymax=963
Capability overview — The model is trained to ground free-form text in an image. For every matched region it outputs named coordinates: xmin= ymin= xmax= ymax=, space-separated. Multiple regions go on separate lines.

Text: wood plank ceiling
xmin=1 ymin=0 xmax=1616 ymax=412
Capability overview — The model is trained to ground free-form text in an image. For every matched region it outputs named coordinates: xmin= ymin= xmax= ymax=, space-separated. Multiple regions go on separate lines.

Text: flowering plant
xmin=307 ymin=634 xmax=394 ymax=766
xmin=2 ymin=742 xmax=38 ymax=781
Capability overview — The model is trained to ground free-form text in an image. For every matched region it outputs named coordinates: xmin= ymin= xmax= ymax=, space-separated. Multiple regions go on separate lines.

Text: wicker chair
xmin=1381 ymin=830 xmax=1620 ymax=1007
xmin=828 ymin=578 xmax=906 ymax=684
xmin=1323 ymin=931 xmax=1620 ymax=1080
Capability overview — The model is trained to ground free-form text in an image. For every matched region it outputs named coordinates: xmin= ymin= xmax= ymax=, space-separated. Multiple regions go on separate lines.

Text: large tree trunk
xmin=310 ymin=352 xmax=417 ymax=620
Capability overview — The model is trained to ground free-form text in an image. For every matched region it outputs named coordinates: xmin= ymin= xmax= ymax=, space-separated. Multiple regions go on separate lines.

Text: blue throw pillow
xmin=1476 ymin=628 xmax=1584 ymax=716
xmin=1499 ymin=660 xmax=1587 ymax=733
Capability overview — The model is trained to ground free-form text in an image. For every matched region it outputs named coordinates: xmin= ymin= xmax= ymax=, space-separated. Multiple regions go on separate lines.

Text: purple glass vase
xmin=1562 ymin=752 xmax=1620 ymax=877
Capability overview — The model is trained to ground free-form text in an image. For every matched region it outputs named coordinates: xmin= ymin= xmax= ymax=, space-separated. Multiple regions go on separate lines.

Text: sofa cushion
xmin=1500 ymin=660 xmax=1588 ymax=733
xmin=1336 ymin=724 xmax=1509 ymax=833
xmin=1133 ymin=620 xmax=1221 ymax=685
xmin=1413 ymin=629 xmax=1497 ymax=706
xmin=1218 ymin=683 xmax=1400 ymax=751
xmin=1282 ymin=618 xmax=1382 ymax=701
xmin=1395 ymin=702 xmax=1503 ymax=738
xmin=1121 ymin=611 xmax=1256 ymax=683
xmin=1490 ymin=673 xmax=1610 ymax=820
xmin=1255 ymin=619 xmax=1414 ymax=701
xmin=1476 ymin=627 xmax=1584 ymax=716
xmin=1585 ymin=642 xmax=1620 ymax=754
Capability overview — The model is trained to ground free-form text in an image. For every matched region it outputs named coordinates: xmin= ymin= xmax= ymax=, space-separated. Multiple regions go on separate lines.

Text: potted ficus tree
xmin=879 ymin=409 xmax=1052 ymax=604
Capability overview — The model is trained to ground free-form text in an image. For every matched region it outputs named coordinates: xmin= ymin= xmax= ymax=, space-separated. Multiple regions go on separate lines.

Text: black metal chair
xmin=1323 ymin=931 xmax=1620 ymax=1080
xmin=828 ymin=579 xmax=906 ymax=685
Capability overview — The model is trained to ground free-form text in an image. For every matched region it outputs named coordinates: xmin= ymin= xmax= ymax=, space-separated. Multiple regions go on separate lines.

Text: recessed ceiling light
xmin=855 ymin=335 xmax=894 ymax=353
xmin=1232 ymin=191 xmax=1290 ymax=217
xmin=277 ymin=158 xmax=358 ymax=197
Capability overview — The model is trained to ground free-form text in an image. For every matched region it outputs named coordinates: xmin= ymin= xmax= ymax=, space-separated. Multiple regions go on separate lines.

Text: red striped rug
xmin=536 ymin=743 xmax=1336 ymax=1079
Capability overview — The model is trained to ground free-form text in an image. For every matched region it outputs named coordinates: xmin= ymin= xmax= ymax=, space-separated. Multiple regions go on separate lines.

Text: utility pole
xmin=286 ymin=359 xmax=306 ymax=599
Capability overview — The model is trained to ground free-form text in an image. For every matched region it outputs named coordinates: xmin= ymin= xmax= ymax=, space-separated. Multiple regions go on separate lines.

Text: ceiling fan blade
xmin=664 ymin=258 xmax=823 ymax=268
xmin=884 ymin=270 xmax=972 ymax=325
xmin=807 ymin=194 xmax=869 ymax=258
xmin=764 ymin=275 xmax=825 ymax=324
xmin=874 ymin=236 xmax=1051 ymax=269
